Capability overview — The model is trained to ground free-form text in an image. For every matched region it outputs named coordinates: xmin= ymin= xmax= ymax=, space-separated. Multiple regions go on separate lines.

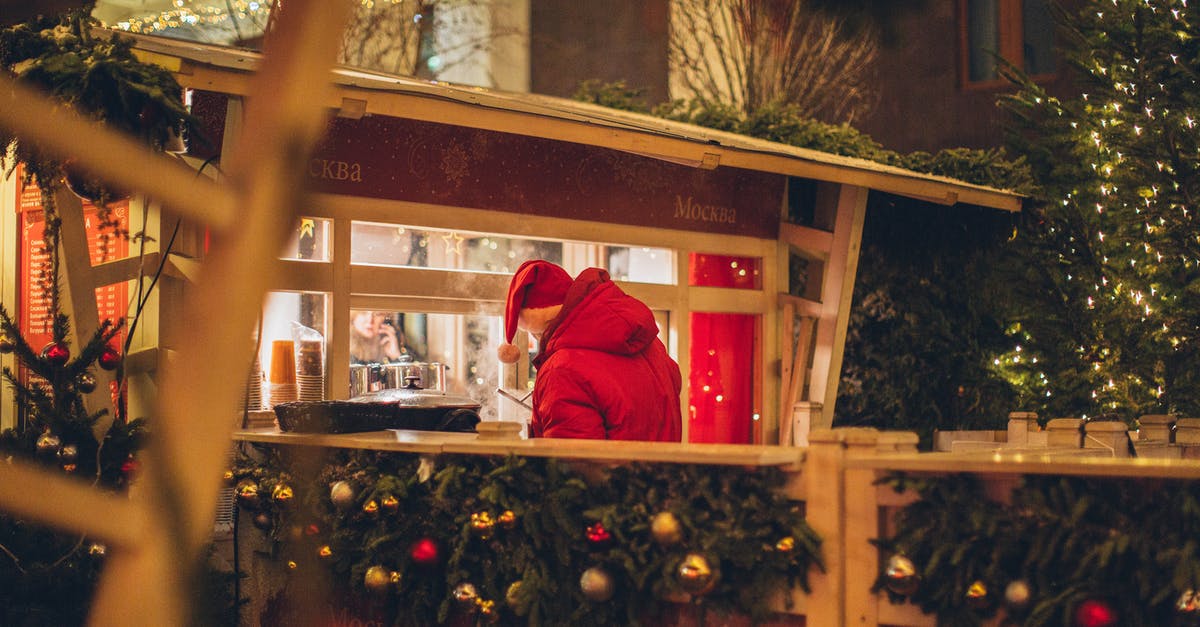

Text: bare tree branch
xmin=671 ymin=0 xmax=879 ymax=122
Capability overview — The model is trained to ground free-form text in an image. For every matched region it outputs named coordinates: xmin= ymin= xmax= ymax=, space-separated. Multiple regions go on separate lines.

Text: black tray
xmin=273 ymin=401 xmax=480 ymax=434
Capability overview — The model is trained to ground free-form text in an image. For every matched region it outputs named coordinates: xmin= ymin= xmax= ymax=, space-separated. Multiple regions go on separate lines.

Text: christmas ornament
xmin=305 ymin=523 xmax=320 ymax=536
xmin=252 ymin=512 xmax=273 ymax=531
xmin=0 ymin=337 xmax=15 ymax=353
xmin=222 ymin=470 xmax=236 ymax=486
xmin=317 ymin=545 xmax=333 ymax=560
xmin=409 ymin=537 xmax=440 ymax=566
xmin=57 ymin=444 xmax=78 ymax=464
xmin=1178 ymin=589 xmax=1200 ymax=613
xmin=42 ymin=342 xmax=69 ymax=366
xmin=505 ymin=580 xmax=526 ymax=613
xmin=381 ymin=495 xmax=399 ymax=513
xmin=1005 ymin=580 xmax=1032 ymax=611
xmin=497 ymin=510 xmax=517 ymax=530
xmin=1073 ymin=598 xmax=1118 ymax=627
xmin=88 ymin=543 xmax=106 ymax=556
xmin=76 ymin=373 xmax=97 ymax=393
xmin=586 ymin=522 xmax=613 ymax=550
xmin=287 ymin=560 xmax=298 ymax=570
xmin=470 ymin=511 xmax=496 ymax=541
xmin=452 ymin=582 xmax=479 ymax=609
xmin=650 ymin=511 xmax=683 ymax=546
xmin=330 ymin=480 xmax=355 ymax=509
xmin=477 ymin=598 xmax=499 ymax=623
xmin=362 ymin=499 xmax=379 ymax=516
xmin=364 ymin=565 xmax=393 ymax=593
xmin=122 ymin=456 xmax=139 ymax=478
xmin=677 ymin=553 xmax=718 ymax=596
xmin=580 ymin=566 xmax=615 ymax=602
xmin=272 ymin=483 xmax=294 ymax=506
xmin=98 ymin=347 xmax=121 ymax=370
xmin=966 ymin=580 xmax=990 ymax=610
xmin=62 ymin=462 xmax=77 ymax=473
xmin=775 ymin=536 xmax=796 ymax=552
xmin=35 ymin=432 xmax=62 ymax=456
xmin=236 ymin=482 xmax=260 ymax=510
xmin=884 ymin=554 xmax=919 ymax=596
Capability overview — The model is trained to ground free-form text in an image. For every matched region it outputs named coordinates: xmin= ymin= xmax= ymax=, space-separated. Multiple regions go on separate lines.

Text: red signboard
xmin=306 ymin=113 xmax=785 ymax=239
xmin=16 ymin=172 xmax=129 ymax=382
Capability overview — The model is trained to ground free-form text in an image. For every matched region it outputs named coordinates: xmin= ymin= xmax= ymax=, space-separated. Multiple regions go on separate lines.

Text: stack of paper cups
xmin=268 ymin=339 xmax=298 ymax=407
xmin=296 ymin=339 xmax=325 ymax=401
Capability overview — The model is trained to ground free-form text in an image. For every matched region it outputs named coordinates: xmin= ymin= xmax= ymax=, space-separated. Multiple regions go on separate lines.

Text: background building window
xmin=962 ymin=0 xmax=1056 ymax=84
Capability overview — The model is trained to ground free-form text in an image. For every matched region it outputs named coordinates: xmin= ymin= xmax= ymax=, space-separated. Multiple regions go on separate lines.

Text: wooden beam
xmin=0 ymin=74 xmax=237 ymax=230
xmin=807 ymin=185 xmax=868 ymax=426
xmin=0 ymin=457 xmax=145 ymax=548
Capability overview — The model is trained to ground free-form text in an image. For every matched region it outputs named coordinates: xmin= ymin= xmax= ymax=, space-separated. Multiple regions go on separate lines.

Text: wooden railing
xmin=235 ymin=422 xmax=1200 ymax=626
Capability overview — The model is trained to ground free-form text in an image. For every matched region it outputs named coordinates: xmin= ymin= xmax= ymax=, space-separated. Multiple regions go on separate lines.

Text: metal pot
xmin=349 ymin=360 xmax=449 ymax=397
xmin=276 ymin=376 xmax=480 ymax=434
xmin=347 ymin=376 xmax=480 ymax=432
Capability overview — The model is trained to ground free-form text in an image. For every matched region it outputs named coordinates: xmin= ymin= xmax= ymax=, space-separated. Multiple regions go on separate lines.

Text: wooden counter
xmin=232 ymin=428 xmax=806 ymax=468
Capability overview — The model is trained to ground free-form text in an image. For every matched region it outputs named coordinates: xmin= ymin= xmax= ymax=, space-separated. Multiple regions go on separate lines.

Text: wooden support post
xmin=804 ymin=428 xmax=847 ymax=626
xmin=54 ymin=188 xmax=118 ymax=438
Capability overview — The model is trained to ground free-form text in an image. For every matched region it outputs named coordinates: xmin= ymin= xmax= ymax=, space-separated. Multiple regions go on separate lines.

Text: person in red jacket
xmin=497 ymin=260 xmax=682 ymax=441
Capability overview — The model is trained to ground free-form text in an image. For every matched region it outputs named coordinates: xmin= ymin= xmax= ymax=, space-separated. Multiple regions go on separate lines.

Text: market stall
xmin=13 ymin=32 xmax=1024 ymax=448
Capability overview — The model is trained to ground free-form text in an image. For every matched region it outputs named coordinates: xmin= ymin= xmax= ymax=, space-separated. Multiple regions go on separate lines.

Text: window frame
xmin=957 ymin=0 xmax=1059 ymax=90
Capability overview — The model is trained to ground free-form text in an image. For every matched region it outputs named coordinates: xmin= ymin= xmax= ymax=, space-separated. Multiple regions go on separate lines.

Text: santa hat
xmin=497 ymin=260 xmax=571 ymax=363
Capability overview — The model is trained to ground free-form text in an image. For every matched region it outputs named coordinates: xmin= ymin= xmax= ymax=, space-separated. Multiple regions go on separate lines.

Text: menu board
xmin=16 ymin=171 xmax=129 ymax=383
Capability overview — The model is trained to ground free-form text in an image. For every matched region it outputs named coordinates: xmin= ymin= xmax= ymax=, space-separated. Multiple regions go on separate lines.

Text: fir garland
xmin=876 ymin=472 xmax=1200 ymax=627
xmin=234 ymin=447 xmax=822 ymax=626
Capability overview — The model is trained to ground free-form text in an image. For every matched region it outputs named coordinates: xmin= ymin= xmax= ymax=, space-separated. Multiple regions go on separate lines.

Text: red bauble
xmin=98 ymin=347 xmax=121 ymax=370
xmin=42 ymin=342 xmax=69 ymax=366
xmin=409 ymin=537 xmax=440 ymax=566
xmin=1073 ymin=599 xmax=1118 ymax=627
xmin=586 ymin=522 xmax=613 ymax=549
xmin=121 ymin=456 xmax=139 ymax=477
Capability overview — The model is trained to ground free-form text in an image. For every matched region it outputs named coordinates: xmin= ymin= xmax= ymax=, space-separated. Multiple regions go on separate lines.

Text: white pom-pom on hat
xmin=497 ymin=342 xmax=521 ymax=364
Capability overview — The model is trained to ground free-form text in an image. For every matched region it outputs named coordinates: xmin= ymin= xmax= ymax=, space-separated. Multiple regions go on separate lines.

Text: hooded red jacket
xmin=529 ymin=268 xmax=682 ymax=441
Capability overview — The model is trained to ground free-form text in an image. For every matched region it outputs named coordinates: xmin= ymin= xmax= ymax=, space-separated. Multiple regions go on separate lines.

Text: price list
xmin=16 ymin=175 xmax=129 ymax=383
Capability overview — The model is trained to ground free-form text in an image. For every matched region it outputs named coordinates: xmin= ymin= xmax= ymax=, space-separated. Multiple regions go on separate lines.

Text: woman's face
xmin=352 ymin=312 xmax=385 ymax=338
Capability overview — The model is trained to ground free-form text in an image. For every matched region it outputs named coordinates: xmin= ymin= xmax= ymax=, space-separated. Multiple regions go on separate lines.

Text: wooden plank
xmin=0 ymin=456 xmax=145 ymax=548
xmin=0 ymin=74 xmax=237 ymax=230
xmin=231 ymin=428 xmax=808 ymax=467
xmin=53 ymin=188 xmax=119 ymax=438
xmin=808 ymin=185 xmax=868 ymax=424
xmin=778 ymin=301 xmax=796 ymax=446
xmin=777 ymin=293 xmax=823 ymax=318
xmin=779 ymin=221 xmax=834 ymax=259
xmin=846 ymin=450 xmax=1200 ymax=479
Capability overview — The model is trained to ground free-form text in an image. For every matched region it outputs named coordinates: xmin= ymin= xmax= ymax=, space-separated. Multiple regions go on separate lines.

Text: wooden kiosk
xmin=5 ymin=33 xmax=1023 ymax=447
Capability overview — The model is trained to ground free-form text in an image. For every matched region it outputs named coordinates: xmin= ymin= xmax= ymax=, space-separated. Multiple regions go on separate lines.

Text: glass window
xmin=1022 ymin=0 xmax=1057 ymax=76
xmin=260 ymin=291 xmax=329 ymax=405
xmin=348 ymin=309 xmax=503 ymax=422
xmin=967 ymin=0 xmax=1000 ymax=82
xmin=351 ymin=221 xmax=675 ymax=284
xmin=688 ymin=312 xmax=758 ymax=444
xmin=280 ymin=217 xmax=331 ymax=262
xmin=688 ymin=253 xmax=762 ymax=290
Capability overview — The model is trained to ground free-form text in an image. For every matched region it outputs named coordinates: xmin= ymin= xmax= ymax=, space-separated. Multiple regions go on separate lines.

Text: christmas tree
xmin=998 ymin=0 xmax=1200 ymax=420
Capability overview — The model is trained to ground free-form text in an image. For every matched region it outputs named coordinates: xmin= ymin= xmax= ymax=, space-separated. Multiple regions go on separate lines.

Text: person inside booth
xmin=350 ymin=310 xmax=412 ymax=364
xmin=496 ymin=260 xmax=682 ymax=441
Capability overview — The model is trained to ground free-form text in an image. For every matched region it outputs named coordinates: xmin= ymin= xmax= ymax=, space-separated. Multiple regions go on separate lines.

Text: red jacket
xmin=529 ymin=268 xmax=683 ymax=441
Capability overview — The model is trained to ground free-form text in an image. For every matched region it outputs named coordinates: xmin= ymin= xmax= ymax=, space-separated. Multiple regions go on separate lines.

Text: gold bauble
xmin=775 ymin=536 xmax=796 ymax=552
xmin=580 ymin=567 xmax=615 ymax=602
xmin=364 ymin=565 xmax=392 ymax=593
xmin=272 ymin=483 xmax=294 ymax=505
xmin=381 ymin=495 xmax=399 ymax=513
xmin=497 ymin=509 xmax=517 ymax=530
xmin=677 ymin=553 xmax=718 ymax=596
xmin=650 ymin=512 xmax=683 ymax=546
xmin=470 ymin=511 xmax=496 ymax=540
xmin=236 ymin=481 xmax=260 ymax=509
xmin=884 ymin=554 xmax=919 ymax=596
xmin=966 ymin=580 xmax=990 ymax=610
xmin=317 ymin=545 xmax=333 ymax=560
xmin=453 ymin=582 xmax=479 ymax=609
xmin=329 ymin=480 xmax=355 ymax=509
xmin=362 ymin=499 xmax=379 ymax=516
